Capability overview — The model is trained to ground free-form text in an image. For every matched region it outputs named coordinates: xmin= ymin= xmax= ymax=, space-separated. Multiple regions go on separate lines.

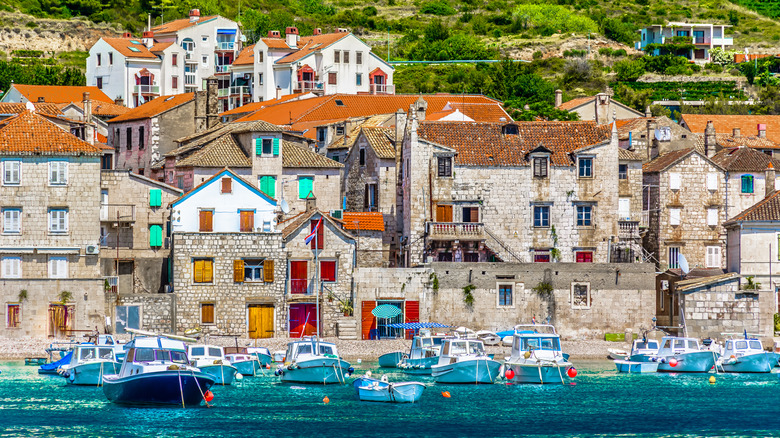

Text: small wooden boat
xmin=476 ymin=330 xmax=501 ymax=346
xmin=353 ymin=375 xmax=425 ymax=403
xmin=378 ymin=351 xmax=405 ymax=368
xmin=431 ymin=337 xmax=501 ymax=384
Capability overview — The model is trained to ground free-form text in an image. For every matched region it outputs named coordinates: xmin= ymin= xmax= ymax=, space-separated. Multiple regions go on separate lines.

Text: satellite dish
xmin=280 ymin=200 xmax=290 ymax=214
xmin=678 ymin=253 xmax=690 ymax=275
xmin=25 ymin=101 xmax=35 ymax=112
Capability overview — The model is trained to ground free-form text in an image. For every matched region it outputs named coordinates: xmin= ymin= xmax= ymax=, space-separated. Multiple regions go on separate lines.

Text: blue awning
xmin=217 ymin=29 xmax=237 ymax=35
xmin=387 ymin=322 xmax=451 ymax=329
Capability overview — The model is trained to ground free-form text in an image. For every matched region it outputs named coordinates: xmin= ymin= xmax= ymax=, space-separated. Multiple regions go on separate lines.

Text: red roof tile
xmin=233 ymin=44 xmax=254 ymax=65
xmin=151 ymin=15 xmax=219 ymax=33
xmin=682 ymin=114 xmax=780 ymax=144
xmin=11 ymin=84 xmax=113 ymax=104
xmin=260 ymin=37 xmax=294 ymax=49
xmin=710 ymin=146 xmax=780 ymax=172
xmin=724 ymin=190 xmax=780 ymax=225
xmin=219 ymin=93 xmax=311 ymax=117
xmin=341 ymin=212 xmax=385 ymax=231
xmin=109 ymin=93 xmax=194 ymax=123
xmin=0 ymin=111 xmax=104 ymax=155
xmin=276 ymin=33 xmax=351 ymax=64
xmin=642 ymin=148 xmax=697 ymax=173
xmin=0 ymin=102 xmax=62 ymax=116
xmin=557 ymin=96 xmax=594 ymax=111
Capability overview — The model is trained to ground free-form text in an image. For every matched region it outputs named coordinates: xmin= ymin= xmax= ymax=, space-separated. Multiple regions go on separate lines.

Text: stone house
xmin=341 ymin=212 xmax=386 ymax=267
xmin=98 ymin=170 xmax=182 ymax=297
xmin=0 ymin=111 xmax=107 ymax=339
xmin=401 ymin=113 xmax=646 ymax=267
xmin=681 ymin=114 xmax=780 ymax=157
xmin=324 ymin=114 xmax=396 ymax=161
xmin=709 ymin=145 xmax=780 ymax=217
xmin=170 ymin=168 xmax=285 ymax=338
xmin=616 ymin=116 xmax=699 ymax=162
xmin=555 ymin=91 xmax=644 ymax=124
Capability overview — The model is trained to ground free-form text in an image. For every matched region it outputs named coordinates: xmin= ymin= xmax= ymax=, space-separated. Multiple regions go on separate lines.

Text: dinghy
xmin=353 ymin=374 xmax=425 ymax=403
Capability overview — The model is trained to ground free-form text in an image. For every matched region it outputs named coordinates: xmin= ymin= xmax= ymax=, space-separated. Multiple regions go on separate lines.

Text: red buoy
xmin=669 ymin=358 xmax=678 ymax=367
xmin=505 ymin=369 xmax=515 ymax=380
xmin=441 ymin=391 xmax=451 ymax=398
xmin=266 ymin=364 xmax=271 ymax=370
xmin=323 ymin=396 xmax=330 ymax=404
xmin=567 ymin=367 xmax=577 ymax=378
xmin=204 ymin=390 xmax=214 ymax=402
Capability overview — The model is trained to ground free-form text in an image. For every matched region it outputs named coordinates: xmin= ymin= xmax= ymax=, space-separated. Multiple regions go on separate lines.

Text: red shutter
xmin=320 ymin=260 xmax=336 ymax=282
xmin=221 ymin=177 xmax=232 ymax=193
xmin=310 ymin=219 xmax=324 ymax=250
xmin=404 ymin=300 xmax=419 ymax=340
xmin=361 ymin=300 xmax=376 ymax=340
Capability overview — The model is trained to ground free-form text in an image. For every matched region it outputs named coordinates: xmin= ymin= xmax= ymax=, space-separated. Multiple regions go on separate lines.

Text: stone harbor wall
xmin=682 ymin=286 xmax=774 ymax=342
xmin=113 ymin=292 xmax=176 ymax=334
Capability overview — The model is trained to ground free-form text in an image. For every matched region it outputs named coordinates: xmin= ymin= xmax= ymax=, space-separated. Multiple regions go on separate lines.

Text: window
xmin=201 ymin=303 xmax=215 ymax=324
xmin=7 ymin=303 xmax=20 ymax=328
xmin=356 ymin=51 xmax=363 ymax=64
xmin=298 ymin=176 xmax=314 ymax=199
xmin=202 ymin=55 xmax=208 ymax=66
xmin=618 ymin=164 xmax=628 ymax=180
xmin=534 ymin=250 xmax=550 ymax=263
xmin=262 ymin=138 xmax=273 ymax=155
xmin=176 ymin=176 xmax=184 ymax=190
xmin=49 ymin=209 xmax=68 ymax=233
xmin=138 ymin=127 xmax=145 ymax=149
xmin=462 ymin=207 xmax=479 ymax=223
xmin=359 ymin=148 xmax=366 ymax=166
xmin=571 ymin=282 xmax=591 ymax=309
xmin=343 ymin=51 xmax=350 ymax=63
xmin=356 ymin=72 xmax=363 ymax=85
xmin=2 ymin=257 xmax=21 ymax=278
xmin=3 ymin=209 xmax=20 ymax=233
xmin=437 ymin=157 xmax=452 ymax=177
xmin=172 ymin=53 xmax=178 ymax=66
xmin=498 ymin=284 xmax=513 ymax=307
xmin=48 ymin=256 xmax=67 ymax=279
xmin=320 ymin=260 xmax=336 ymax=282
xmin=533 ymin=157 xmax=548 ymax=178
xmin=576 ymin=251 xmax=593 ymax=263
xmin=199 ymin=210 xmax=213 ymax=232
xmin=149 ymin=225 xmax=163 ymax=247
xmin=49 ymin=161 xmax=67 ymax=185
xmin=707 ymin=208 xmax=718 ymax=226
xmin=669 ymin=172 xmax=681 ymax=190
xmin=669 ymin=208 xmax=681 ymax=226
xmin=96 ymin=77 xmax=103 ymax=89
xmin=364 ymin=183 xmax=377 ymax=210
xmin=193 ymin=258 xmax=214 ymax=283
xmin=334 ymin=50 xmax=340 ymax=63
xmin=310 ymin=219 xmax=325 ymax=249
xmin=706 ymin=246 xmax=721 ymax=268
xmin=97 ymin=54 xmax=101 ymax=66
xmin=3 ymin=161 xmax=20 ymax=185
xmin=239 ymin=210 xmax=254 ymax=232
xmin=259 ymin=175 xmax=276 ymax=198
xmin=578 ymin=157 xmax=593 ymax=178
xmin=114 ymin=128 xmax=120 ymax=147
xmin=533 ymin=206 xmax=550 ymax=227
xmin=328 ymin=72 xmax=337 ymax=85
xmin=258 ymin=51 xmax=264 ymax=62
xmin=172 ymin=76 xmax=178 ymax=89
xmin=221 ymin=177 xmax=232 ymax=194
xmin=618 ymin=198 xmax=630 ymax=220
xmin=109 ymin=52 xmax=113 ymax=65
xmin=126 ymin=127 xmax=132 ymax=150
xmin=258 ymin=73 xmax=264 ymax=85
xmin=668 ymin=247 xmax=680 ymax=269
xmin=707 ymin=173 xmax=718 ymax=191
xmin=576 ymin=205 xmax=592 ymax=227
xmin=741 ymin=175 xmax=754 ymax=193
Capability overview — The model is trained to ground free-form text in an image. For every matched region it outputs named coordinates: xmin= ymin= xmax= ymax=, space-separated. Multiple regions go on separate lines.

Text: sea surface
xmin=0 ymin=360 xmax=778 ymax=437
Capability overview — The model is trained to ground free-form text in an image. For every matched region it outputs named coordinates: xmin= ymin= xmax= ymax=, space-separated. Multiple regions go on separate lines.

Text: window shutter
xmin=669 ymin=172 xmax=681 ymax=190
xmin=361 ymin=300 xmax=377 ymax=340
xmin=233 ymin=260 xmax=244 ymax=283
xmin=404 ymin=301 xmax=419 ymax=340
xmin=263 ymin=259 xmax=274 ymax=282
xmin=707 ymin=173 xmax=717 ymax=191
xmin=221 ymin=177 xmax=232 ymax=194
xmin=199 ymin=210 xmax=213 ymax=232
xmin=272 ymin=138 xmax=280 ymax=156
xmin=194 ymin=260 xmax=203 ymax=283
xmin=149 ymin=225 xmax=162 ymax=247
xmin=470 ymin=207 xmax=479 ymax=223
xmin=255 ymin=138 xmax=262 ymax=155
xmin=203 ymin=260 xmax=213 ymax=283
xmin=299 ymin=177 xmax=313 ymax=198
xmin=267 ymin=176 xmax=276 ymax=198
xmin=149 ymin=189 xmax=162 ymax=207
xmin=59 ymin=162 xmax=67 ymax=184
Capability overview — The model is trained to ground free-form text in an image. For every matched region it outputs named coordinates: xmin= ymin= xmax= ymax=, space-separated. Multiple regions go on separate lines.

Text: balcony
xmin=640 ymin=211 xmax=649 ymax=228
xmin=618 ymin=220 xmax=640 ymax=240
xmin=693 ymin=37 xmax=711 ymax=45
xmin=215 ymin=42 xmax=235 ymax=51
xmin=217 ymin=88 xmax=230 ymax=98
xmin=712 ymin=37 xmax=733 ymax=46
xmin=290 ymin=279 xmax=308 ymax=294
xmin=370 ymin=83 xmax=395 ymax=95
xmin=185 ymin=52 xmax=198 ymax=64
xmin=427 ymin=222 xmax=485 ymax=240
xmin=133 ymin=84 xmax=159 ymax=95
xmin=230 ymin=86 xmax=250 ymax=96
xmin=100 ymin=204 xmax=135 ymax=223
xmin=215 ymin=64 xmax=231 ymax=74
xmin=184 ymin=73 xmax=197 ymax=86
xmin=294 ymin=81 xmax=324 ymax=93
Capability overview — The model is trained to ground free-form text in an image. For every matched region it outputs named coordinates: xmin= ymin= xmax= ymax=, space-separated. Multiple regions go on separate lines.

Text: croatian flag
xmin=305 ymin=217 xmax=322 ymax=245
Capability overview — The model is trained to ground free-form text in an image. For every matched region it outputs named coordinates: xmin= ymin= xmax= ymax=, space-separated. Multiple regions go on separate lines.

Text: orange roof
xmin=0 ymin=111 xmax=104 ymax=155
xmin=557 ymin=96 xmax=594 ymax=111
xmin=260 ymin=37 xmax=294 ymax=49
xmin=724 ymin=190 xmax=780 ymax=225
xmin=233 ymin=44 xmax=255 ymax=65
xmin=220 ymin=93 xmax=311 ymax=117
xmin=341 ymin=212 xmax=385 ymax=232
xmin=11 ymin=85 xmax=113 ymax=104
xmin=151 ymin=15 xmax=219 ymax=34
xmin=0 ymin=102 xmax=62 ymax=116
xmin=150 ymin=42 xmax=174 ymax=52
xmin=101 ymin=37 xmax=158 ymax=59
xmin=276 ymin=33 xmax=351 ymax=64
xmin=109 ymin=93 xmax=195 ymax=123
xmin=682 ymin=114 xmax=780 ymax=144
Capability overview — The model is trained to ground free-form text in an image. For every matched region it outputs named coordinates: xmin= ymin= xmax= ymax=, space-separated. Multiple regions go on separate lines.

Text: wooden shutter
xmin=233 ymin=260 xmax=244 ymax=283
xmin=221 ymin=177 xmax=232 ymax=194
xmin=199 ymin=210 xmax=213 ymax=232
xmin=193 ymin=259 xmax=203 ymax=283
xmin=404 ymin=300 xmax=419 ymax=340
xmin=436 ymin=205 xmax=452 ymax=222
xmin=263 ymin=259 xmax=274 ymax=282
xmin=361 ymin=300 xmax=377 ymax=340
xmin=311 ymin=219 xmax=324 ymax=249
xmin=255 ymin=138 xmax=262 ymax=155
xmin=149 ymin=189 xmax=161 ymax=207
xmin=469 ymin=207 xmax=479 ymax=222
xmin=203 ymin=260 xmax=213 ymax=283
xmin=272 ymin=138 xmax=280 ymax=156
xmin=320 ymin=260 xmax=336 ymax=282
xmin=201 ymin=304 xmax=214 ymax=324
xmin=240 ymin=210 xmax=254 ymax=232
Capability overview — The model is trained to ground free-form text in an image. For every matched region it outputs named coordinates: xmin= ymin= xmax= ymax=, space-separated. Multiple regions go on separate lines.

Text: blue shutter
xmin=272 ymin=138 xmax=280 ymax=156
xmin=149 ymin=225 xmax=163 ymax=247
xmin=266 ymin=176 xmax=276 ymax=198
xmin=298 ymin=176 xmax=313 ymax=199
xmin=149 ymin=189 xmax=161 ymax=207
xmin=255 ymin=138 xmax=262 ymax=156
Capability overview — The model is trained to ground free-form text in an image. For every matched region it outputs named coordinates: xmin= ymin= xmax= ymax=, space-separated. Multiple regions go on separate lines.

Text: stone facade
xmin=280 ymin=168 xmax=342 ymax=216
xmin=112 ymin=291 xmax=176 ymax=334
xmin=618 ymin=116 xmax=699 ymax=162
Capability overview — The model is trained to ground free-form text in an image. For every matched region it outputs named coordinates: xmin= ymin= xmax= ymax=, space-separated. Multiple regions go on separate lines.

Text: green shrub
xmin=613 ymin=58 xmax=645 ymax=81
xmin=563 ymin=49 xmax=587 ymax=58
xmin=26 ymin=21 xmax=37 ymax=28
xmin=611 ymin=49 xmax=627 ymax=57
xmin=419 ymin=1 xmax=456 ymax=16
xmin=513 ymin=4 xmax=598 ymax=34
xmin=533 ymin=50 xmax=543 ymax=60
xmin=598 ymin=47 xmax=613 ymax=56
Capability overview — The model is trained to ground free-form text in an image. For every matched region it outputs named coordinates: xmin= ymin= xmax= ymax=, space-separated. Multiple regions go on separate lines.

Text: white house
xmin=170 ymin=168 xmax=277 ymax=233
xmin=636 ymin=22 xmax=733 ymax=63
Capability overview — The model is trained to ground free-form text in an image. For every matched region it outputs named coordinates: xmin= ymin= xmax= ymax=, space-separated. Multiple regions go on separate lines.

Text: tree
xmin=613 ymin=58 xmax=645 ymax=82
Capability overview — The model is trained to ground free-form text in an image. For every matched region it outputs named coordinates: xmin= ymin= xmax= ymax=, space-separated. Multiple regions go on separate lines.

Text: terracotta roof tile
xmin=219 ymin=93 xmax=312 ymax=117
xmin=725 ymin=190 xmax=780 ymax=225
xmin=176 ymin=134 xmax=251 ymax=168
xmin=327 ymin=114 xmax=393 ymax=150
xmin=362 ymin=127 xmax=395 ymax=159
xmin=341 ymin=212 xmax=385 ymax=231
xmin=150 ymin=42 xmax=174 ymax=52
xmin=417 ymin=121 xmax=611 ymax=167
xmin=101 ymin=37 xmax=158 ymax=59
xmin=282 ymin=141 xmax=343 ymax=168
xmin=276 ymin=33 xmax=351 ymax=64
xmin=0 ymin=102 xmax=62 ymax=116
xmin=11 ymin=84 xmax=113 ymax=104
xmin=642 ymin=148 xmax=696 ymax=173
xmin=151 ymin=16 xmax=219 ymax=33
xmin=233 ymin=44 xmax=254 ymax=65
xmin=59 ymin=101 xmax=130 ymax=117
xmin=169 ymin=120 xmax=282 ymax=158
xmin=261 ymin=38 xmax=294 ymax=49
xmin=280 ymin=209 xmax=354 ymax=240
xmin=0 ymin=111 xmax=104 ymax=155
xmin=710 ymin=147 xmax=780 ymax=172
xmin=618 ymin=148 xmax=643 ymax=161
xmin=109 ymin=93 xmax=194 ymax=123
xmin=682 ymin=114 xmax=780 ymax=144
xmin=557 ymin=96 xmax=594 ymax=111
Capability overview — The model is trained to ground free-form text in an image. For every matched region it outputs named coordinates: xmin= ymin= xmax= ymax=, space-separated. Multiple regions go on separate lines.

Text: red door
xmin=404 ymin=301 xmax=419 ymax=340
xmin=290 ymin=261 xmax=308 ymax=294
xmin=361 ymin=301 xmax=376 ymax=340
xmin=289 ymin=303 xmax=317 ymax=337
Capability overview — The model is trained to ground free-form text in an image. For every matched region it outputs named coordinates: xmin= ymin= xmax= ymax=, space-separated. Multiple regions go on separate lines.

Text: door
xmin=290 ymin=260 xmax=308 ymax=293
xmin=361 ymin=300 xmax=376 ymax=340
xmin=240 ymin=210 xmax=254 ymax=232
xmin=289 ymin=303 xmax=317 ymax=337
xmin=248 ymin=305 xmax=274 ymax=339
xmin=436 ymin=204 xmax=453 ymax=222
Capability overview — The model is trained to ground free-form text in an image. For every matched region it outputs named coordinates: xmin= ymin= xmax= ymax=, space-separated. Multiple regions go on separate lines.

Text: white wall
xmin=86 ymin=39 xmax=129 ymax=104
xmin=730 ymin=225 xmax=780 ymax=290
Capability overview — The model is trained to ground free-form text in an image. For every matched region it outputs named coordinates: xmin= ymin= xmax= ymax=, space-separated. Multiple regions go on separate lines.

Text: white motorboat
xmin=188 ymin=344 xmax=239 ymax=385
xmin=614 ymin=338 xmax=661 ymax=373
xmin=503 ymin=324 xmax=574 ymax=384
xmin=275 ymin=337 xmax=353 ymax=384
xmin=476 ymin=330 xmax=502 ymax=346
xmin=224 ymin=347 xmax=262 ymax=376
xmin=59 ymin=344 xmax=122 ymax=385
xmin=353 ymin=375 xmax=425 ymax=403
xmin=431 ymin=337 xmax=501 ymax=384
xmin=716 ymin=335 xmax=772 ymax=373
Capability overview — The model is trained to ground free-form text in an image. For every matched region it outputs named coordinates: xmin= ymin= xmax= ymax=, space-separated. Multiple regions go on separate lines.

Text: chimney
xmin=122 ymin=32 xmax=132 ymax=38
xmin=704 ymin=120 xmax=718 ymax=158
xmin=276 ymin=86 xmax=282 ymax=100
xmin=313 ymin=28 xmax=322 ymax=36
xmin=646 ymin=119 xmax=657 ymax=161
xmin=206 ymin=76 xmax=219 ymax=129
xmin=414 ymin=96 xmax=427 ymax=121
xmin=82 ymin=92 xmax=92 ymax=124
xmin=595 ymin=93 xmax=610 ymax=125
xmin=305 ymin=194 xmax=317 ymax=212
xmin=285 ymin=27 xmax=299 ymax=47
xmin=767 ymin=162 xmax=777 ymax=197
xmin=189 ymin=9 xmax=200 ymax=23
xmin=758 ymin=123 xmax=767 ymax=138
xmin=394 ymin=108 xmax=406 ymax=153
xmin=554 ymin=89 xmax=562 ymax=107
xmin=645 ymin=106 xmax=652 ymax=118
xmin=142 ymin=31 xmax=154 ymax=49
xmin=114 ymin=97 xmax=124 ymax=107
xmin=732 ymin=127 xmax=741 ymax=138
xmin=267 ymin=30 xmax=281 ymax=38
xmin=337 ymin=28 xmax=349 ymax=33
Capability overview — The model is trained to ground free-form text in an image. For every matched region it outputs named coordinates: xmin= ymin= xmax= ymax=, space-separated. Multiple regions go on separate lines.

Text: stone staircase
xmin=484 ymin=225 xmax=524 ymax=263
xmin=336 ymin=318 xmax=358 ymax=340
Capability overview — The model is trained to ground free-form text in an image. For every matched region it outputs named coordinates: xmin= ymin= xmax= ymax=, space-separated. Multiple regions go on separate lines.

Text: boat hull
xmin=720 ymin=352 xmax=773 ymax=373
xmin=614 ymin=360 xmax=659 ymax=374
xmin=399 ymin=357 xmax=438 ymax=375
xmin=657 ymin=351 xmax=718 ymax=373
xmin=353 ymin=378 xmax=425 ymax=403
xmin=279 ymin=358 xmax=351 ymax=384
xmin=102 ymin=370 xmax=215 ymax=406
xmin=254 ymin=353 xmax=272 ymax=367
xmin=378 ymin=351 xmax=405 ymax=368
xmin=232 ymin=359 xmax=261 ymax=376
xmin=64 ymin=361 xmax=122 ymax=385
xmin=504 ymin=362 xmax=571 ymax=384
xmin=200 ymin=363 xmax=238 ymax=385
xmin=432 ymin=359 xmax=502 ymax=384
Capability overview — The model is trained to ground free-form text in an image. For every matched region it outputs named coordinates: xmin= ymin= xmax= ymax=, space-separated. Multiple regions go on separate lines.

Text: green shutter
xmin=149 ymin=189 xmax=162 ymax=207
xmin=255 ymin=138 xmax=262 ymax=156
xmin=150 ymin=225 xmax=163 ymax=247
xmin=298 ymin=176 xmax=313 ymax=199
xmin=272 ymin=138 xmax=280 ymax=156
xmin=261 ymin=175 xmax=276 ymax=198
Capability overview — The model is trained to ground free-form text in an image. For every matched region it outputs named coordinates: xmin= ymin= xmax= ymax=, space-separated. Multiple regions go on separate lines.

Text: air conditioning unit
xmin=86 ymin=244 xmax=100 ymax=255
xmin=330 ymin=209 xmax=343 ymax=219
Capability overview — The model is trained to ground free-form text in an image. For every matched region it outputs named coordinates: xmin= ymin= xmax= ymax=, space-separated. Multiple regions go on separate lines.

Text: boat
xmin=614 ymin=338 xmax=661 ymax=373
xmin=25 ymin=357 xmax=47 ymax=366
xmin=188 ymin=344 xmax=239 ymax=385
xmin=353 ymin=374 xmax=425 ymax=403
xmin=614 ymin=360 xmax=659 ymax=373
xmin=37 ymin=341 xmax=80 ymax=375
xmin=102 ymin=336 xmax=215 ymax=407
xmin=275 ymin=337 xmax=353 ymax=384
xmin=607 ymin=348 xmax=629 ymax=360
xmin=59 ymin=344 xmax=122 ymax=385
xmin=224 ymin=347 xmax=262 ymax=376
xmin=398 ymin=329 xmax=447 ymax=375
xmin=248 ymin=347 xmax=273 ymax=367
xmin=272 ymin=350 xmax=286 ymax=362
xmin=431 ymin=336 xmax=501 ymax=384
xmin=654 ymin=336 xmax=718 ymax=373
xmin=378 ymin=351 xmax=406 ymax=368
xmin=476 ymin=330 xmax=501 ymax=346
xmin=716 ymin=336 xmax=772 ymax=373
xmin=503 ymin=324 xmax=574 ymax=384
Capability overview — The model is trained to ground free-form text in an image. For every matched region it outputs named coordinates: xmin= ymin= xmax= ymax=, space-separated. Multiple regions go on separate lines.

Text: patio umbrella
xmin=372 ymin=304 xmax=402 ymax=319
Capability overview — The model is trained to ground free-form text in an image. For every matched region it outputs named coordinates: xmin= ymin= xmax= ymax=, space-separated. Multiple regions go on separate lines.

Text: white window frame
xmin=3 ymin=208 xmax=20 ymax=234
xmin=48 ymin=256 xmax=68 ymax=279
xmin=618 ymin=198 xmax=631 ymax=221
xmin=496 ymin=282 xmax=521 ymax=308
xmin=707 ymin=208 xmax=718 ymax=226
xmin=571 ymin=282 xmax=591 ymax=309
xmin=49 ymin=160 xmax=68 ymax=185
xmin=3 ymin=160 xmax=21 ymax=185
xmin=49 ymin=209 xmax=68 ymax=233
xmin=244 ymin=259 xmax=266 ymax=282
xmin=706 ymin=246 xmax=721 ymax=268
xmin=669 ymin=172 xmax=681 ymax=190
xmin=669 ymin=208 xmax=681 ymax=226
xmin=706 ymin=172 xmax=718 ymax=191
xmin=1 ymin=256 xmax=21 ymax=278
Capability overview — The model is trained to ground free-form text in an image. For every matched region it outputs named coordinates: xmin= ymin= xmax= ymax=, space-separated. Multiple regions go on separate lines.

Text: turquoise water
xmin=1 ymin=360 xmax=779 ymax=437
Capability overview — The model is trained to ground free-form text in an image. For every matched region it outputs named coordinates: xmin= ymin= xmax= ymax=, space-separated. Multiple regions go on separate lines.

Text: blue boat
xmin=615 ymin=338 xmax=661 ymax=373
xmin=353 ymin=375 xmax=425 ymax=403
xmin=276 ymin=337 xmax=352 ymax=384
xmin=503 ymin=324 xmax=574 ymax=384
xmin=59 ymin=344 xmax=122 ymax=385
xmin=717 ymin=337 xmax=772 ymax=373
xmin=102 ymin=336 xmax=215 ymax=407
xmin=398 ymin=330 xmax=447 ymax=375
xmin=38 ymin=350 xmax=73 ymax=375
xmin=431 ymin=337 xmax=501 ymax=384
xmin=377 ymin=351 xmax=405 ymax=368
xmin=248 ymin=347 xmax=273 ymax=367
xmin=654 ymin=336 xmax=718 ymax=373
xmin=188 ymin=344 xmax=239 ymax=385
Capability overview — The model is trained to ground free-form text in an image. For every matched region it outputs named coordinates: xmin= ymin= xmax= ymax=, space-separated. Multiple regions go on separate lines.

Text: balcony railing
xmin=185 ymin=52 xmax=197 ymax=63
xmin=184 ymin=73 xmax=196 ymax=85
xmin=295 ymin=81 xmax=324 ymax=92
xmin=217 ymin=88 xmax=230 ymax=97
xmin=133 ymin=84 xmax=159 ymax=95
xmin=215 ymin=64 xmax=231 ymax=74
xmin=370 ymin=83 xmax=395 ymax=95
xmin=618 ymin=220 xmax=640 ymax=240
xmin=215 ymin=42 xmax=235 ymax=51
xmin=230 ymin=86 xmax=250 ymax=96
xmin=693 ymin=37 xmax=711 ymax=45
xmin=712 ymin=37 xmax=733 ymax=46
xmin=428 ymin=222 xmax=484 ymax=240
xmin=290 ymin=279 xmax=308 ymax=294
xmin=640 ymin=211 xmax=649 ymax=228
xmin=100 ymin=204 xmax=135 ymax=222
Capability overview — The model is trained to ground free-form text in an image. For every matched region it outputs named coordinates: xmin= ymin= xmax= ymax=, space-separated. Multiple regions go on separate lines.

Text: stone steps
xmin=337 ymin=318 xmax=358 ymax=340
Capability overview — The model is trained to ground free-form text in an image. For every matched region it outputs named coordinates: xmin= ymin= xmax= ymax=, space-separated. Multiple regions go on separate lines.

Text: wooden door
xmin=289 ymin=304 xmax=317 ymax=337
xmin=436 ymin=204 xmax=452 ymax=222
xmin=248 ymin=305 xmax=274 ymax=339
xmin=240 ymin=210 xmax=254 ymax=232
xmin=361 ymin=300 xmax=377 ymax=340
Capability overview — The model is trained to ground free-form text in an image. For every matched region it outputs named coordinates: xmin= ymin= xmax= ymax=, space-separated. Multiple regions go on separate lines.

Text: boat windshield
xmin=208 ymin=347 xmax=222 ymax=357
xmin=687 ymin=340 xmax=698 ymax=349
xmin=521 ymin=337 xmax=560 ymax=351
xmin=79 ymin=348 xmax=96 ymax=361
xmin=635 ymin=341 xmax=658 ymax=350
xmin=736 ymin=340 xmax=748 ymax=350
xmin=191 ymin=347 xmax=205 ymax=357
xmin=421 ymin=338 xmax=433 ymax=348
xmin=133 ymin=348 xmax=187 ymax=363
xmin=749 ymin=340 xmax=762 ymax=350
xmin=98 ymin=348 xmax=113 ymax=359
xmin=468 ymin=342 xmax=485 ymax=355
xmin=297 ymin=344 xmax=313 ymax=355
xmin=319 ymin=345 xmax=334 ymax=355
xmin=450 ymin=341 xmax=468 ymax=356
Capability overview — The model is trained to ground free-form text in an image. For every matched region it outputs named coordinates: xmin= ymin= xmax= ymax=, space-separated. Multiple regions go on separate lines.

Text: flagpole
xmin=315 ymin=217 xmax=320 ymax=338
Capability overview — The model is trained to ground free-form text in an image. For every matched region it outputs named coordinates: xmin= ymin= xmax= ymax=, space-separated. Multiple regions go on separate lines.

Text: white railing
xmin=216 ymin=42 xmax=235 ymax=51
xmin=184 ymin=73 xmax=196 ymax=85
xmin=712 ymin=37 xmax=733 ymax=46
xmin=618 ymin=221 xmax=640 ymax=240
xmin=428 ymin=222 xmax=484 ymax=239
xmin=215 ymin=64 xmax=231 ymax=73
xmin=217 ymin=88 xmax=230 ymax=97
xmin=133 ymin=84 xmax=159 ymax=94
xmin=230 ymin=86 xmax=250 ymax=95
xmin=370 ymin=83 xmax=394 ymax=94
xmin=296 ymin=81 xmax=324 ymax=92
